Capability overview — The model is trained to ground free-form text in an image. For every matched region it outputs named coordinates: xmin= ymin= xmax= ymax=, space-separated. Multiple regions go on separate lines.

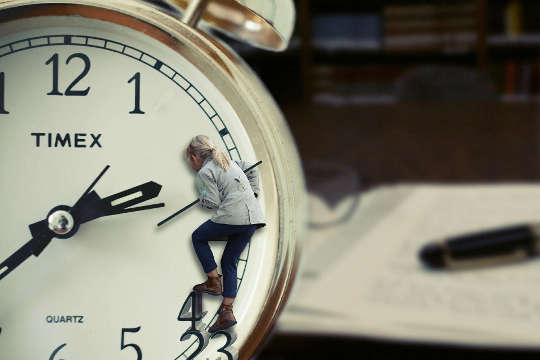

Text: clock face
xmin=0 ymin=3 xmax=294 ymax=359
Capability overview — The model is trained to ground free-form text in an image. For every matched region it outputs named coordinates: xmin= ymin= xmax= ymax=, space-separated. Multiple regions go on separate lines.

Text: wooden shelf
xmin=500 ymin=94 xmax=540 ymax=103
xmin=488 ymin=34 xmax=540 ymax=47
xmin=290 ymin=0 xmax=540 ymax=104
xmin=284 ymin=102 xmax=540 ymax=187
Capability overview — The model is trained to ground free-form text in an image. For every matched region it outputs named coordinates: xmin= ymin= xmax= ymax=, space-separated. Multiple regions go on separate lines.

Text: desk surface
xmin=278 ymin=185 xmax=540 ymax=345
xmin=255 ymin=102 xmax=540 ymax=358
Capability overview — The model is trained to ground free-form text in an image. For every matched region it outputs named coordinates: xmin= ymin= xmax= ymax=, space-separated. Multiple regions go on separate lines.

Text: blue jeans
xmin=192 ymin=220 xmax=256 ymax=298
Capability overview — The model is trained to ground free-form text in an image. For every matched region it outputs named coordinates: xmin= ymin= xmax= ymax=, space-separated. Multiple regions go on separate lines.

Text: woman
xmin=186 ymin=135 xmax=265 ymax=333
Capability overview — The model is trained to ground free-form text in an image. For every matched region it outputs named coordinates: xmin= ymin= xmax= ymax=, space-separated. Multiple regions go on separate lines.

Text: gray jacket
xmin=195 ymin=158 xmax=265 ymax=227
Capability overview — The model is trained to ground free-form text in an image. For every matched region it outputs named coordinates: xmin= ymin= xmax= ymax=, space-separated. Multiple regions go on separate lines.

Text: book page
xmin=280 ymin=184 xmax=540 ymax=348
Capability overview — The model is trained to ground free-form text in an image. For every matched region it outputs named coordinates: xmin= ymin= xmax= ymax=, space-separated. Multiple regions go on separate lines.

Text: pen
xmin=419 ymin=224 xmax=540 ymax=269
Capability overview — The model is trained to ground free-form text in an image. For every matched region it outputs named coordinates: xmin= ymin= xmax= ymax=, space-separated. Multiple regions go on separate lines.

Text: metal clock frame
xmin=0 ymin=0 xmax=306 ymax=358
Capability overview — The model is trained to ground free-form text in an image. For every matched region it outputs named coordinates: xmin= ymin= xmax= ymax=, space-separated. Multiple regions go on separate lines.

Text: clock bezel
xmin=0 ymin=0 xmax=306 ymax=358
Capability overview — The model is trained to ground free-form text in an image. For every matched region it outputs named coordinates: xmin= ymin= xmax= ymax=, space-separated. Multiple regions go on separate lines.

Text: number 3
xmin=211 ymin=330 xmax=238 ymax=360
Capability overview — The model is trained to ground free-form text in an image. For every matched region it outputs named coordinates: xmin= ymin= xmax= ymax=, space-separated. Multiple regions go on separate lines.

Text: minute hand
xmin=76 ymin=181 xmax=164 ymax=224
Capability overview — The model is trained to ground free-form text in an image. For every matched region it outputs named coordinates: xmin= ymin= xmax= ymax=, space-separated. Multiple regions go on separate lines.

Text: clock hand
xmin=103 ymin=181 xmax=163 ymax=213
xmin=1 ymin=209 xmax=80 ymax=281
xmin=71 ymin=165 xmax=110 ymax=212
xmin=157 ymin=199 xmax=199 ymax=227
xmin=0 ymin=230 xmax=54 ymax=281
xmin=0 ymin=238 xmax=35 ymax=281
xmin=22 ymin=165 xmax=110 ymax=256
xmin=0 ymin=213 xmax=76 ymax=281
xmin=75 ymin=181 xmax=164 ymax=224
xmin=0 ymin=170 xmax=163 ymax=282
xmin=28 ymin=218 xmax=55 ymax=256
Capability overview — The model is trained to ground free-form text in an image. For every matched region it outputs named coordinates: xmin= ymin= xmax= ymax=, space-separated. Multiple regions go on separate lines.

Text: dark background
xmin=232 ymin=0 xmax=540 ymax=194
xmin=224 ymin=0 xmax=540 ymax=359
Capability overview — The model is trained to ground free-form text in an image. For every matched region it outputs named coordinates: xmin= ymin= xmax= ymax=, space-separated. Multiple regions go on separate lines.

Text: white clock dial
xmin=0 ymin=3 xmax=303 ymax=359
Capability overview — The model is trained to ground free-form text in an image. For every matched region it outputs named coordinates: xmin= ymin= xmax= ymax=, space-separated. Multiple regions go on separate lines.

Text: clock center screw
xmin=48 ymin=210 xmax=75 ymax=235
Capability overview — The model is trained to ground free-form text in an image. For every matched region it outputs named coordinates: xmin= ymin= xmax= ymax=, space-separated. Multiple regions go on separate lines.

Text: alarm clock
xmin=0 ymin=0 xmax=305 ymax=359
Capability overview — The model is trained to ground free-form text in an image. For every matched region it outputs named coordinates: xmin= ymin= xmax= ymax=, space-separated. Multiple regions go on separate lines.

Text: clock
xmin=0 ymin=0 xmax=305 ymax=359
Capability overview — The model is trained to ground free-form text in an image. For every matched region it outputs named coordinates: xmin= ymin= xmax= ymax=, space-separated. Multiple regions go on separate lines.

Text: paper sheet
xmin=280 ymin=184 xmax=540 ymax=348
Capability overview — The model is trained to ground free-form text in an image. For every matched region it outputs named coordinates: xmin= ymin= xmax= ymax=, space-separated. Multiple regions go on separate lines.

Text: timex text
xmin=31 ymin=133 xmax=102 ymax=148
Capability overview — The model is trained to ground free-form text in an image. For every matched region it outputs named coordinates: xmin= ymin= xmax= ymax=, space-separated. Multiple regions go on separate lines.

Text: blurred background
xmin=219 ymin=0 xmax=540 ymax=359
xmin=226 ymin=0 xmax=540 ymax=188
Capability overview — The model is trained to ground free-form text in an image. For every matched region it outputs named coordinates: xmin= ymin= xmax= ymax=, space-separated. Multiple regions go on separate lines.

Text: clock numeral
xmin=177 ymin=291 xmax=210 ymax=360
xmin=46 ymin=53 xmax=91 ymax=96
xmin=178 ymin=291 xmax=205 ymax=329
xmin=211 ymin=331 xmax=238 ymax=360
xmin=176 ymin=291 xmax=238 ymax=360
xmin=65 ymin=53 xmax=91 ymax=96
xmin=0 ymin=72 xmax=8 ymax=114
xmin=128 ymin=72 xmax=145 ymax=114
xmin=180 ymin=329 xmax=209 ymax=360
xmin=49 ymin=343 xmax=67 ymax=360
xmin=46 ymin=54 xmax=61 ymax=95
xmin=120 ymin=327 xmax=143 ymax=360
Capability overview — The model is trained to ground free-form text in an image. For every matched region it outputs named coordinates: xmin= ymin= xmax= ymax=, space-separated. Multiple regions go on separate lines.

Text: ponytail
xmin=186 ymin=135 xmax=230 ymax=171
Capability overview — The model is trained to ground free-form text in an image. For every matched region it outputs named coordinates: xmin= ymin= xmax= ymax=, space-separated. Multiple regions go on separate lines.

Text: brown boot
xmin=193 ymin=275 xmax=222 ymax=296
xmin=209 ymin=304 xmax=237 ymax=333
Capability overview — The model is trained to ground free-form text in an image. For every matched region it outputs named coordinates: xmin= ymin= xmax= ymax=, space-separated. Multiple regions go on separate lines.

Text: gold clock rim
xmin=0 ymin=1 xmax=306 ymax=359
xmin=165 ymin=0 xmax=295 ymax=51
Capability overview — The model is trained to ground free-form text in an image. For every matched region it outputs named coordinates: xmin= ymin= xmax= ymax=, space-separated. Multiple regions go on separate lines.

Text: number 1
xmin=128 ymin=72 xmax=145 ymax=114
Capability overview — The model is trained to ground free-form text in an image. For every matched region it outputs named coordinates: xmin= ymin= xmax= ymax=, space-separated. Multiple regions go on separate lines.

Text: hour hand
xmin=0 ymin=231 xmax=54 ymax=281
xmin=75 ymin=181 xmax=164 ymax=224
xmin=0 ymin=239 xmax=34 ymax=281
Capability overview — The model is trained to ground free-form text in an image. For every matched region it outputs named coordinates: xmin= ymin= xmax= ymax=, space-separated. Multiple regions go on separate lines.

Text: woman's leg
xmin=192 ymin=219 xmax=222 ymax=274
xmin=208 ymin=224 xmax=256 ymax=332
xmin=192 ymin=220 xmax=232 ymax=295
xmin=220 ymin=224 xmax=257 ymax=301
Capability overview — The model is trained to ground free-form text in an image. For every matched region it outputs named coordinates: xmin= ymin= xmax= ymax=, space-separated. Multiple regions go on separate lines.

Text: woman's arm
xmin=196 ymin=171 xmax=220 ymax=209
xmin=235 ymin=160 xmax=260 ymax=197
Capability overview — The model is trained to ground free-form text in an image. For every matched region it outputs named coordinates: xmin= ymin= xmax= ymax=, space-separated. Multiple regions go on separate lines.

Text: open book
xmin=279 ymin=184 xmax=540 ymax=348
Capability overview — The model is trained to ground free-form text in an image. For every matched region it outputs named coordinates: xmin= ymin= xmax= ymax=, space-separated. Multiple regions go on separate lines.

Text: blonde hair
xmin=186 ymin=135 xmax=231 ymax=171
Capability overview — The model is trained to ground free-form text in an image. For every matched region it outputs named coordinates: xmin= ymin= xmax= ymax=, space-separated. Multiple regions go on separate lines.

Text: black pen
xmin=419 ymin=224 xmax=539 ymax=269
